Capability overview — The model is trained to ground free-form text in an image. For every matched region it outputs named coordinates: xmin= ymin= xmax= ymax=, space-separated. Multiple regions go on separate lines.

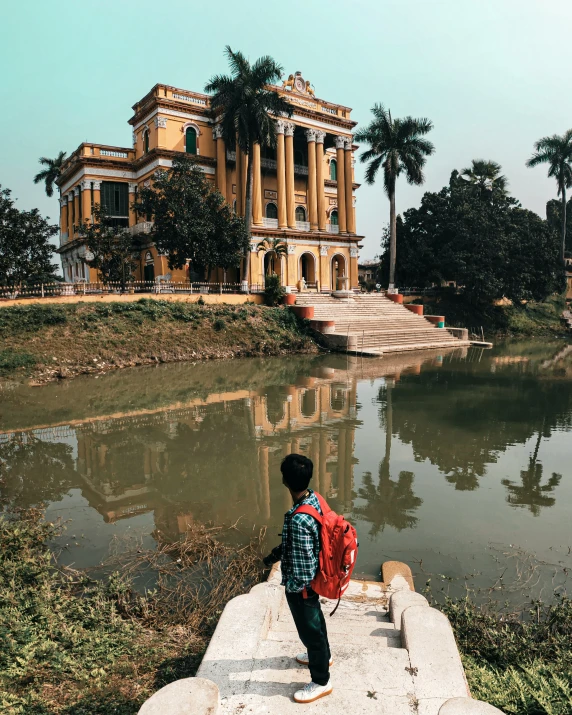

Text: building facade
xmin=56 ymin=71 xmax=363 ymax=290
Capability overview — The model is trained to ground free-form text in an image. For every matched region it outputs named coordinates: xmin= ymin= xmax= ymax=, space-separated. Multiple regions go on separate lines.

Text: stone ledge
xmin=390 ymin=590 xmax=429 ymax=626
xmin=439 ymin=697 xmax=505 ymax=714
xmin=138 ymin=677 xmax=219 ymax=715
xmin=402 ymin=605 xmax=469 ymax=701
xmin=382 ymin=560 xmax=415 ymax=591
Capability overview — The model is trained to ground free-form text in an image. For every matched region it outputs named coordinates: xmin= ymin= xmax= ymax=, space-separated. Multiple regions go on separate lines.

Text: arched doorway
xmin=144 ymin=251 xmax=155 ymax=283
xmin=264 ymin=252 xmax=282 ymax=282
xmin=300 ymin=252 xmax=316 ymax=285
xmin=331 ymin=254 xmax=347 ymax=291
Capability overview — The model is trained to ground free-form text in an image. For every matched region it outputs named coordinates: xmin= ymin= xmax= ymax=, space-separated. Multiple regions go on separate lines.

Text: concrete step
xmin=266 ymin=628 xmax=402 ymax=648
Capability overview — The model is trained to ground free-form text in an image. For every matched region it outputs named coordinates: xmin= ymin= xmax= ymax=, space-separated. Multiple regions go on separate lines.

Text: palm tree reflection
xmin=354 ymin=383 xmax=422 ymax=536
xmin=501 ymin=428 xmax=562 ymax=516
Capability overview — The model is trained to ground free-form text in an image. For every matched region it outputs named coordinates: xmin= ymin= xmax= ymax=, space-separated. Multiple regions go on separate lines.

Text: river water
xmin=1 ymin=341 xmax=571 ymax=601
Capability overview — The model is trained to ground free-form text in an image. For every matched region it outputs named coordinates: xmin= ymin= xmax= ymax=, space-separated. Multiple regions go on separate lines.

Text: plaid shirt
xmin=280 ymin=489 xmax=321 ymax=594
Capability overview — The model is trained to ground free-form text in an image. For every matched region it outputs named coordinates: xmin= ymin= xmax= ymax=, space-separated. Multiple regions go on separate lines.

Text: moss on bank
xmin=0 ymin=300 xmax=316 ymax=383
xmin=0 ymin=511 xmax=263 ymax=714
xmin=420 ymin=294 xmax=570 ymax=339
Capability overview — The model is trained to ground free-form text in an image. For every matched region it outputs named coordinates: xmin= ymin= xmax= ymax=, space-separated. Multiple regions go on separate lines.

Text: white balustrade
xmin=262 ymin=218 xmax=279 ymax=229
xmin=128 ymin=221 xmax=154 ymax=235
xmin=327 ymin=224 xmax=339 ymax=234
xmin=296 ymin=221 xmax=310 ymax=231
xmin=100 ymin=150 xmax=128 ymax=158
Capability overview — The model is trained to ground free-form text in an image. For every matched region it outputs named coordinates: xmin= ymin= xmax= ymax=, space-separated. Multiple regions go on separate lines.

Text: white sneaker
xmin=296 ymin=651 xmax=333 ymax=666
xmin=293 ymin=680 xmax=333 ymax=703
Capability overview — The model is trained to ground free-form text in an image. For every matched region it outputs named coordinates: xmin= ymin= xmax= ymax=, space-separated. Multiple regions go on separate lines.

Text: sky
xmin=1 ymin=0 xmax=571 ymax=260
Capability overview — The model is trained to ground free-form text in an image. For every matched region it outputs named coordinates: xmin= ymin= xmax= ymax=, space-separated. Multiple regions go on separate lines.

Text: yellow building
xmin=56 ymin=71 xmax=363 ymax=291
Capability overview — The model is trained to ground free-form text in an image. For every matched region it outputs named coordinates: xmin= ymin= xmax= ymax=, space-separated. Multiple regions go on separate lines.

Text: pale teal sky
xmin=2 ymin=0 xmax=571 ymax=259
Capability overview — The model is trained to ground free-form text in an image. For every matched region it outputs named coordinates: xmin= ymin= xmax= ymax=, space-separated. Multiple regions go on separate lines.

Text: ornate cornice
xmin=212 ymin=125 xmax=223 ymax=140
xmin=60 ymin=197 xmax=68 ymax=206
xmin=305 ymin=128 xmax=318 ymax=143
xmin=315 ymin=130 xmax=326 ymax=144
xmin=81 ymin=179 xmax=92 ymax=191
xmin=283 ymin=121 xmax=295 ymax=137
xmin=128 ymin=182 xmax=137 ymax=192
xmin=154 ymin=116 xmax=168 ymax=129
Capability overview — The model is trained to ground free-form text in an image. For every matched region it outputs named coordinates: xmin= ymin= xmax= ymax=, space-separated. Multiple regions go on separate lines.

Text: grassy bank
xmin=0 ymin=511 xmax=263 ymax=714
xmin=435 ymin=596 xmax=572 ymax=714
xmin=0 ymin=300 xmax=316 ymax=383
xmin=420 ymin=294 xmax=570 ymax=338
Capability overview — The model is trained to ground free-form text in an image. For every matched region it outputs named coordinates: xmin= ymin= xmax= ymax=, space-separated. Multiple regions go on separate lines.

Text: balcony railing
xmin=128 ymin=221 xmax=154 ymax=235
xmin=296 ymin=221 xmax=310 ymax=231
xmin=227 ymin=150 xmax=309 ymax=176
xmin=327 ymin=224 xmax=339 ymax=234
xmin=262 ymin=217 xmax=278 ymax=229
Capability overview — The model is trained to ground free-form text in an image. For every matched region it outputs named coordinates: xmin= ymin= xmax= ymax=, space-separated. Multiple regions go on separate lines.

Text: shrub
xmin=0 ymin=349 xmax=37 ymax=372
xmin=212 ymin=317 xmax=226 ymax=331
xmin=263 ymin=274 xmax=285 ymax=306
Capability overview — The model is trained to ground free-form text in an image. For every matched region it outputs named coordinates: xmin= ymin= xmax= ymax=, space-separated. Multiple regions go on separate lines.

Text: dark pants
xmin=286 ymin=588 xmax=331 ymax=686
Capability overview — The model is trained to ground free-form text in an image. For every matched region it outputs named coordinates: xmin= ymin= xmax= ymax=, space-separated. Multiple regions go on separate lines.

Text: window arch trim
xmin=182 ymin=122 xmax=201 ymax=155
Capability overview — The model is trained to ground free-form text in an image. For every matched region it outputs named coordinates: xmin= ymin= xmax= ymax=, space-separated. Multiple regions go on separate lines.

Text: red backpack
xmin=294 ymin=492 xmax=358 ymax=615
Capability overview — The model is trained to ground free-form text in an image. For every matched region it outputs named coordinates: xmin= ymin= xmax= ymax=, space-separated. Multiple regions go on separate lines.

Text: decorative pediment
xmin=282 ymin=71 xmax=315 ymax=97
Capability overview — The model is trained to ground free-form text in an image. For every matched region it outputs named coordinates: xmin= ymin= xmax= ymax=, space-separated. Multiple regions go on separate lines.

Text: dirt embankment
xmin=0 ymin=300 xmax=317 ymax=383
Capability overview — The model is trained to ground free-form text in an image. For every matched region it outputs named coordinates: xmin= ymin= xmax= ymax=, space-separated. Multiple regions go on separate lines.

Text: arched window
xmin=295 ymin=206 xmax=306 ymax=222
xmin=266 ymin=202 xmax=278 ymax=219
xmin=185 ymin=126 xmax=197 ymax=154
xmin=143 ymin=129 xmax=149 ymax=154
xmin=330 ymin=159 xmax=337 ymax=181
xmin=330 ymin=209 xmax=339 ymax=226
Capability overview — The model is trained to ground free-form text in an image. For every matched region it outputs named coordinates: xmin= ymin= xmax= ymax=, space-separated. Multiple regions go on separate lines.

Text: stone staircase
xmin=295 ymin=294 xmax=470 ymax=353
xmin=139 ymin=562 xmax=504 ymax=715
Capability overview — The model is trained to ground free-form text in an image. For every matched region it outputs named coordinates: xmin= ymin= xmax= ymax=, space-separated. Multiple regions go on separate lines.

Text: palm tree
xmin=33 ymin=151 xmax=67 ymax=198
xmin=257 ymin=237 xmax=287 ymax=275
xmin=205 ymin=47 xmax=292 ymax=288
xmin=526 ymin=130 xmax=572 ymax=265
xmin=355 ymin=105 xmax=434 ymax=290
xmin=461 ymin=159 xmax=508 ymax=198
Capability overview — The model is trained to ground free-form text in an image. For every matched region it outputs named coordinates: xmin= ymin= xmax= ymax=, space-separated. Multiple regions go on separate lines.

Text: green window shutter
xmin=186 ymin=127 xmax=197 ymax=154
xmin=330 ymin=160 xmax=337 ymax=181
xmin=101 ymin=182 xmax=128 ymax=216
xmin=331 ymin=210 xmax=338 ymax=226
xmin=144 ymin=131 xmax=149 ymax=153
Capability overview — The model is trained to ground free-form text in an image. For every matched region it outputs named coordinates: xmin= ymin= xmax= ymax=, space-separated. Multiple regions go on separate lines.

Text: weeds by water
xmin=0 ymin=510 xmax=264 ymax=714
xmin=425 ymin=544 xmax=572 ymax=714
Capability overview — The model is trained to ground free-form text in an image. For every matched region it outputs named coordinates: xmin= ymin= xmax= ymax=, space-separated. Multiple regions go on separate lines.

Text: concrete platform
xmin=138 ymin=562 xmax=503 ymax=715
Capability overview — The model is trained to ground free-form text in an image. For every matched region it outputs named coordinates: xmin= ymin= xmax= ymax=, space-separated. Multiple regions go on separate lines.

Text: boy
xmin=263 ymin=453 xmax=332 ymax=704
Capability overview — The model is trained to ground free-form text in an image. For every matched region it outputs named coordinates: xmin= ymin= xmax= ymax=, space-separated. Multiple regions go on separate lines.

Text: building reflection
xmin=0 ymin=351 xmax=445 ymax=541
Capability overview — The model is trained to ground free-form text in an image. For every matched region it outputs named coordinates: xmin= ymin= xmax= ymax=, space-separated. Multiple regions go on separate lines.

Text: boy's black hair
xmin=281 ymin=453 xmax=313 ymax=492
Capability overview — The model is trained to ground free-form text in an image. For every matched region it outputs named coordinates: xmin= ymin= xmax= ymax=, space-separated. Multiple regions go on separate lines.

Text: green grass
xmin=420 ymin=294 xmax=569 ymax=338
xmin=0 ymin=300 xmax=316 ymax=381
xmin=0 ymin=510 xmax=262 ymax=714
xmin=435 ymin=595 xmax=572 ymax=713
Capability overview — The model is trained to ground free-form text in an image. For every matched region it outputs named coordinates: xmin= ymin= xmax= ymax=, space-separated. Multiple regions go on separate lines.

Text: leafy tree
xmin=205 ymin=47 xmax=292 ymax=285
xmin=527 ymin=130 xmax=572 ymax=266
xmin=0 ymin=185 xmax=59 ymax=286
xmin=257 ymin=238 xmax=287 ymax=275
xmin=461 ymin=159 xmax=508 ymax=199
xmin=78 ymin=204 xmax=137 ymax=290
xmin=354 ymin=104 xmax=434 ymax=289
xmin=134 ymin=155 xmax=247 ymax=280
xmin=383 ymin=171 xmax=563 ymax=303
xmin=546 ymin=198 xmax=572 ymax=255
xmin=33 ymin=151 xmax=67 ymax=198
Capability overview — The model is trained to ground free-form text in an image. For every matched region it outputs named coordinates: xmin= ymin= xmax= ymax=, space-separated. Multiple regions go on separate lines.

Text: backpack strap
xmin=293 ymin=504 xmax=323 ymax=525
xmin=313 ymin=492 xmax=331 ymax=515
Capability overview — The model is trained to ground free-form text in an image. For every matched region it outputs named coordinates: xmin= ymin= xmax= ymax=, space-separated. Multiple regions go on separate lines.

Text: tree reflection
xmin=0 ymin=434 xmax=75 ymax=509
xmin=501 ymin=429 xmax=562 ymax=516
xmin=355 ymin=385 xmax=422 ymax=535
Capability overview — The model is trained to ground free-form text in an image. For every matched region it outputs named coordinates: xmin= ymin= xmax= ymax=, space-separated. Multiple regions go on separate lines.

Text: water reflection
xmin=0 ymin=342 xmax=571 ymax=581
